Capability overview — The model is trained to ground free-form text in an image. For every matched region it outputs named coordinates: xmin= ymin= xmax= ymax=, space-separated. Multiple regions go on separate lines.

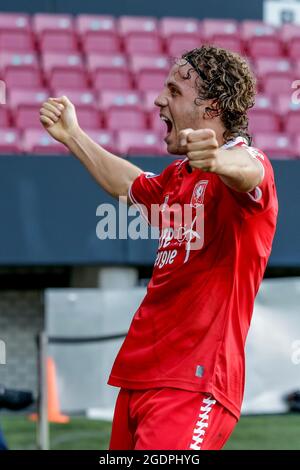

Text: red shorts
xmin=109 ymin=388 xmax=237 ymax=450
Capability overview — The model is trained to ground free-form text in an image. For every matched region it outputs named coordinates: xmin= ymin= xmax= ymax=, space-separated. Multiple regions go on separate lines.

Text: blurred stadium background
xmin=0 ymin=0 xmax=300 ymax=450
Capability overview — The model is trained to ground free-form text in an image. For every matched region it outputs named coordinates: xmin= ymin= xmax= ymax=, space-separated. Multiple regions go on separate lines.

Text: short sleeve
xmin=128 ymin=160 xmax=179 ymax=223
xmin=220 ymin=145 xmax=277 ymax=216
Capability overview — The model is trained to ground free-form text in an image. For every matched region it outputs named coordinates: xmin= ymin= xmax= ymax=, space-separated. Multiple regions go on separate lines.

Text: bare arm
xmin=40 ymin=96 xmax=143 ymax=200
xmin=216 ymin=147 xmax=263 ymax=192
xmin=179 ymin=128 xmax=263 ymax=192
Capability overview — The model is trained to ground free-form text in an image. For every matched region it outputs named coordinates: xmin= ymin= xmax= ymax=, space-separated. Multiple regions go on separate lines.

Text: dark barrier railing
xmin=0 ymin=155 xmax=299 ymax=267
xmin=0 ymin=1 xmax=262 ymax=20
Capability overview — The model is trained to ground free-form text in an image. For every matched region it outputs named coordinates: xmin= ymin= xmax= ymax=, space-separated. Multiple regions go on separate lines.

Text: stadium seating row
xmin=0 ymin=13 xmax=300 ymax=158
xmin=1 ymin=51 xmax=300 ymax=95
xmin=0 ymin=127 xmax=299 ymax=159
xmin=1 ymin=89 xmax=300 ymax=134
xmin=1 ymin=14 xmax=300 ymax=59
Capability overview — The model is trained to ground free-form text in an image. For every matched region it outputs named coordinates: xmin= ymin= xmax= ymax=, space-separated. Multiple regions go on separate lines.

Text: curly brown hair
xmin=180 ymin=45 xmax=256 ymax=144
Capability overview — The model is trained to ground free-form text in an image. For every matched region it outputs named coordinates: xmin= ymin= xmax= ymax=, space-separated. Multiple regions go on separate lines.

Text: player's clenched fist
xmin=179 ymin=128 xmax=220 ymax=173
xmin=40 ymin=96 xmax=79 ymax=144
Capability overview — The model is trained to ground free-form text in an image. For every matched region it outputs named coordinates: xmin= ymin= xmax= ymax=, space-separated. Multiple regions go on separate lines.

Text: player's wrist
xmin=63 ymin=126 xmax=84 ymax=147
xmin=213 ymin=149 xmax=232 ymax=176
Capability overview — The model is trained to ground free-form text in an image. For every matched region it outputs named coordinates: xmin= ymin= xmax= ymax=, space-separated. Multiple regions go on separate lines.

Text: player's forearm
xmin=216 ymin=148 xmax=263 ymax=193
xmin=65 ymin=129 xmax=143 ymax=199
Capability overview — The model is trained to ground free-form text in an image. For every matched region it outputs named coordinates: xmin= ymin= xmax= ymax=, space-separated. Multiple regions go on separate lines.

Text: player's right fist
xmin=40 ymin=96 xmax=80 ymax=144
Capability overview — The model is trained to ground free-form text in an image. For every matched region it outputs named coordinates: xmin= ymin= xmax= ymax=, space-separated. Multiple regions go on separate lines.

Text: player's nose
xmin=154 ymin=91 xmax=168 ymax=109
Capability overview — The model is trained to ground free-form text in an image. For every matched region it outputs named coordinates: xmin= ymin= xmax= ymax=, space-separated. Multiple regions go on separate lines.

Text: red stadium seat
xmin=249 ymin=95 xmax=280 ymax=135
xmin=143 ymin=91 xmax=164 ymax=133
xmin=87 ymin=53 xmax=132 ymax=91
xmin=253 ymin=93 xmax=273 ymax=110
xmin=118 ymin=16 xmax=158 ymax=35
xmin=160 ymin=17 xmax=199 ymax=37
xmin=0 ymin=108 xmax=11 ymax=128
xmin=143 ymin=90 xmax=160 ymax=110
xmin=87 ymin=53 xmax=128 ymax=73
xmin=4 ymin=68 xmax=43 ymax=89
xmin=247 ymin=37 xmax=283 ymax=59
xmin=248 ymin=108 xmax=280 ymax=133
xmin=0 ymin=52 xmax=39 ymax=72
xmin=76 ymin=14 xmax=120 ymax=54
xmin=76 ymin=14 xmax=116 ymax=34
xmin=135 ymin=71 xmax=166 ymax=92
xmin=39 ymin=31 xmax=79 ymax=53
xmin=123 ymin=34 xmax=163 ymax=55
xmin=81 ymin=32 xmax=121 ymax=54
xmin=0 ymin=129 xmax=21 ymax=153
xmin=165 ymin=34 xmax=202 ymax=57
xmin=241 ymin=21 xmax=282 ymax=58
xmin=206 ymin=36 xmax=244 ymax=54
xmin=292 ymin=135 xmax=300 ymax=158
xmin=287 ymin=38 xmax=300 ymax=60
xmin=81 ymin=129 xmax=118 ymax=154
xmin=99 ymin=90 xmax=142 ymax=110
xmin=148 ymin=109 xmax=166 ymax=136
xmin=276 ymin=94 xmax=300 ymax=136
xmin=10 ymin=90 xmax=49 ymax=130
xmin=130 ymin=55 xmax=170 ymax=73
xmin=284 ymin=112 xmax=300 ymax=136
xmin=201 ymin=19 xmax=239 ymax=39
xmin=33 ymin=13 xmax=74 ymax=34
xmin=42 ymin=53 xmax=87 ymax=90
xmin=52 ymin=89 xmax=95 ymax=105
xmin=75 ymin=107 xmax=102 ymax=129
xmin=241 ymin=20 xmax=277 ymax=40
xmin=131 ymin=55 xmax=169 ymax=92
xmin=0 ymin=30 xmax=35 ymax=52
xmin=9 ymin=88 xmax=49 ymax=109
xmin=34 ymin=14 xmax=78 ymax=54
xmin=118 ymin=130 xmax=165 ymax=155
xmin=50 ymin=89 xmax=101 ymax=129
xmin=280 ymin=23 xmax=300 ymax=42
xmin=105 ymin=108 xmax=147 ymax=131
xmin=262 ymin=73 xmax=295 ymax=96
xmin=119 ymin=16 xmax=161 ymax=55
xmin=93 ymin=70 xmax=133 ymax=91
xmin=253 ymin=132 xmax=295 ymax=159
xmin=281 ymin=24 xmax=300 ymax=59
xmin=293 ymin=60 xmax=300 ymax=77
xmin=47 ymin=70 xmax=89 ymax=90
xmin=41 ymin=52 xmax=84 ymax=74
xmin=0 ymin=52 xmax=40 ymax=91
xmin=22 ymin=129 xmax=69 ymax=154
xmin=0 ymin=13 xmax=30 ymax=31
xmin=277 ymin=94 xmax=300 ymax=115
xmin=255 ymin=58 xmax=292 ymax=78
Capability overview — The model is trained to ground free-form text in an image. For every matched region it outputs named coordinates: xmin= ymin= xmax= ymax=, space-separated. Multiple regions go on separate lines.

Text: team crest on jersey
xmin=190 ymin=180 xmax=209 ymax=208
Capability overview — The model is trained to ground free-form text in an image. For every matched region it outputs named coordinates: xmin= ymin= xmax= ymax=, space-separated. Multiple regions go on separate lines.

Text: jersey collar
xmin=221 ymin=136 xmax=248 ymax=149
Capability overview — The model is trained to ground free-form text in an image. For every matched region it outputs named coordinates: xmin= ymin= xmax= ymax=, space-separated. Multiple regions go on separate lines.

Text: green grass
xmin=1 ymin=414 xmax=300 ymax=450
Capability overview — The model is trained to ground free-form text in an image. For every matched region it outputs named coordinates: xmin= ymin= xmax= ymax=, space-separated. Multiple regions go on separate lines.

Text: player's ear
xmin=203 ymin=99 xmax=220 ymax=120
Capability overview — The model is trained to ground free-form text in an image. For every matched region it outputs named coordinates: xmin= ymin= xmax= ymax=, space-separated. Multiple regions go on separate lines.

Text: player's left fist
xmin=179 ymin=128 xmax=219 ymax=172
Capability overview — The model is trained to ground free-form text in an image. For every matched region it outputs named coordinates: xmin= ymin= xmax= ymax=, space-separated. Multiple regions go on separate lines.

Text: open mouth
xmin=160 ymin=115 xmax=173 ymax=135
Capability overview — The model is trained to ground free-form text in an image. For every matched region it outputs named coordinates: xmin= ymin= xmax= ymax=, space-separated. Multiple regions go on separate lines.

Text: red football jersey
xmin=108 ymin=136 xmax=278 ymax=419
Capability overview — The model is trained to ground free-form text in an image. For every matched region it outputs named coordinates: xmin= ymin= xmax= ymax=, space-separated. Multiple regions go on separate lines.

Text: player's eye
xmin=170 ymin=87 xmax=178 ymax=97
